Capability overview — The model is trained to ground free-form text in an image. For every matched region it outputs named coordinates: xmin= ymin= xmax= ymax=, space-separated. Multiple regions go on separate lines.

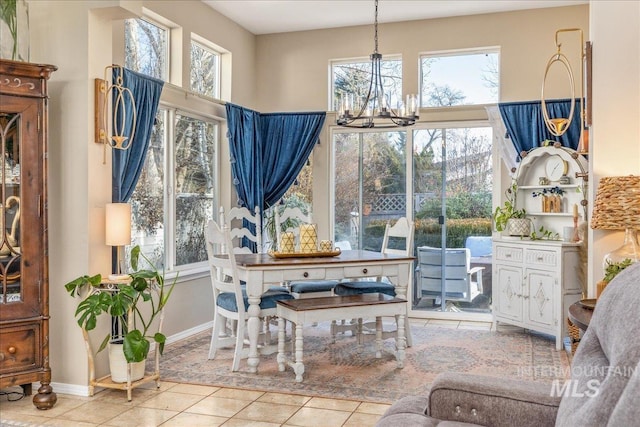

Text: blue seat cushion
xmin=290 ymin=280 xmax=338 ymax=294
xmin=334 ymin=281 xmax=396 ymax=297
xmin=217 ymin=288 xmax=294 ymax=312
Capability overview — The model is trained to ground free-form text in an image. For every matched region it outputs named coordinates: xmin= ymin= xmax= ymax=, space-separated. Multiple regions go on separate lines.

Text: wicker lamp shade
xmin=590 ymin=175 xmax=640 ymax=230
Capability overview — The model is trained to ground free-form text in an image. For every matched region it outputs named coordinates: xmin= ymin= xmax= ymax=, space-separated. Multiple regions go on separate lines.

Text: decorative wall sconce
xmin=541 ymin=28 xmax=592 ymax=154
xmin=95 ymin=65 xmax=137 ymax=162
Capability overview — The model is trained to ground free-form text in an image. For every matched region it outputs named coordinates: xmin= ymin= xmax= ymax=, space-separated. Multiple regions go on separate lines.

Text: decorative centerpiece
xmin=299 ymin=223 xmax=318 ymax=253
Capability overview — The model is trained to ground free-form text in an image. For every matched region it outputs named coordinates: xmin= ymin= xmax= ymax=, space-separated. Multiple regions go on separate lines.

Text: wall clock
xmin=545 ymin=155 xmax=569 ymax=181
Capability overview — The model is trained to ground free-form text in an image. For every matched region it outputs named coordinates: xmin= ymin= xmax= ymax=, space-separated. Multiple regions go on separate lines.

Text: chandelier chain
xmin=374 ymin=0 xmax=379 ymax=53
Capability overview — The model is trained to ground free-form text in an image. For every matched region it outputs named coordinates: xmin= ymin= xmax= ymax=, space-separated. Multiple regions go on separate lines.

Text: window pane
xmin=334 ymin=131 xmax=406 ymax=250
xmin=174 ymin=114 xmax=217 ymax=266
xmin=125 ymin=18 xmax=167 ymax=80
xmin=421 ymin=51 xmax=499 ymax=107
xmin=190 ymin=41 xmax=219 ymax=99
xmin=130 ymin=109 xmax=166 ymax=269
xmin=332 ymin=58 xmax=402 ymax=112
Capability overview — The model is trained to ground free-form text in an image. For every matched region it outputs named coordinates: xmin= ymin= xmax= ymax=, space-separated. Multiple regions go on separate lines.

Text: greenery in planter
xmin=64 ymin=246 xmax=177 ymax=363
xmin=603 ymin=258 xmax=633 ymax=283
xmin=493 ymin=180 xmax=526 ymax=232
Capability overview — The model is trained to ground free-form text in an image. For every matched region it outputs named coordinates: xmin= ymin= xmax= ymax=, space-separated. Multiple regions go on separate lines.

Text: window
xmin=124 ymin=16 xmax=223 ymax=273
xmin=190 ymin=39 xmax=220 ymax=99
xmin=129 ymin=108 xmax=218 ymax=271
xmin=124 ymin=17 xmax=168 ymax=80
xmin=420 ymin=49 xmax=499 ymax=107
xmin=331 ymin=56 xmax=402 ymax=112
xmin=333 ymin=130 xmax=406 ymax=250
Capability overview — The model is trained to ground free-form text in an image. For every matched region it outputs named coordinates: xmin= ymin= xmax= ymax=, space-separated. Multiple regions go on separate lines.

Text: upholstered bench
xmin=276 ymin=293 xmax=407 ymax=382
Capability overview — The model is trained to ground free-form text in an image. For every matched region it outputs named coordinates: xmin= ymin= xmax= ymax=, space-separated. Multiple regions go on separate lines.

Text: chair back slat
xmin=205 ymin=219 xmax=245 ymax=315
xmin=220 ymin=205 xmax=263 ymax=254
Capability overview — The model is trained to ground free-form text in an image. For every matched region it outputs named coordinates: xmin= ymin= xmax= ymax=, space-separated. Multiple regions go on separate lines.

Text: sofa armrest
xmin=428 ymin=372 xmax=561 ymax=427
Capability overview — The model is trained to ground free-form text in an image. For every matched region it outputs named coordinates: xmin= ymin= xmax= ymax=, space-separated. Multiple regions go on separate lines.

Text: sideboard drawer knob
xmin=8 ymin=346 xmax=16 ymax=354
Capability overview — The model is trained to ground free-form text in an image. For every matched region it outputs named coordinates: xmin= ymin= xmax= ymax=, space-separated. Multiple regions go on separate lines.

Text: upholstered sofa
xmin=377 ymin=262 xmax=640 ymax=427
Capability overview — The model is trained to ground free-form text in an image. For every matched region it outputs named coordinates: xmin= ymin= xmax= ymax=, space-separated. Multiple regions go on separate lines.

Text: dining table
xmin=232 ymin=249 xmax=415 ymax=373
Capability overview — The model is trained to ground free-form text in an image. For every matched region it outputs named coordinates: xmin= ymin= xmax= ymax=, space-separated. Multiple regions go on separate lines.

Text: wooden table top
xmin=568 ymin=301 xmax=594 ymax=331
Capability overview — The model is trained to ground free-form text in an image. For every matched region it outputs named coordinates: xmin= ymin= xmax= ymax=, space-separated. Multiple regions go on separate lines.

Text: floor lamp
xmin=105 ymin=202 xmax=132 ymax=281
xmin=590 ymin=176 xmax=640 ymax=268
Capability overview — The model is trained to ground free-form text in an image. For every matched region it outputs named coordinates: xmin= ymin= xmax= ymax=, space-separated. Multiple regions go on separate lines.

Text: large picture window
xmin=331 ymin=56 xmax=402 ymax=112
xmin=124 ymin=17 xmax=168 ymax=81
xmin=129 ymin=108 xmax=218 ymax=271
xmin=420 ymin=49 xmax=499 ymax=107
xmin=190 ymin=38 xmax=220 ymax=99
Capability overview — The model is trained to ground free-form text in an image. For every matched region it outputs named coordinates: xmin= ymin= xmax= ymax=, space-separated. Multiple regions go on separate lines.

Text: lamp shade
xmin=590 ymin=175 xmax=640 ymax=230
xmin=105 ymin=203 xmax=132 ymax=246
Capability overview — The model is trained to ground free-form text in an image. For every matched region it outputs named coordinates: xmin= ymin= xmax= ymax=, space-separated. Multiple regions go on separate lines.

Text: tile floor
xmin=0 ymin=320 xmax=495 ymax=427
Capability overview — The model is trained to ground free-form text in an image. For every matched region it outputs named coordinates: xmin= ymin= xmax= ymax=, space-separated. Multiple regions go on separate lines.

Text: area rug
xmin=155 ymin=322 xmax=570 ymax=404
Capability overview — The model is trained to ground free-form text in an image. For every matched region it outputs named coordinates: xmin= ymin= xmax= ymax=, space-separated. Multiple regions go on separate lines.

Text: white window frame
xmin=419 ymin=47 xmax=500 ymax=109
xmin=190 ymin=33 xmax=222 ymax=100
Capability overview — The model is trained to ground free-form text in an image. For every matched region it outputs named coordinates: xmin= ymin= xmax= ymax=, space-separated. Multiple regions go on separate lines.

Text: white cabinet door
xmin=495 ymin=264 xmax=524 ymax=322
xmin=525 ymin=269 xmax=555 ymax=329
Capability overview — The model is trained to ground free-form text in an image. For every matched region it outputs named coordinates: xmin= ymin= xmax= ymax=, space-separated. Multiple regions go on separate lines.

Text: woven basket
xmin=591 ymin=175 xmax=640 ymax=229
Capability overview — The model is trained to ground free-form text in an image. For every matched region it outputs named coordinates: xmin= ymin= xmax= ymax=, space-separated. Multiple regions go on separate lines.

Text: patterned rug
xmin=155 ymin=322 xmax=570 ymax=404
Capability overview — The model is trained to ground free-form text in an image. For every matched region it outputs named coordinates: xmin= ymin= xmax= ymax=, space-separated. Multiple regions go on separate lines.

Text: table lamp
xmin=590 ymin=175 xmax=640 ymax=268
xmin=105 ymin=202 xmax=132 ymax=280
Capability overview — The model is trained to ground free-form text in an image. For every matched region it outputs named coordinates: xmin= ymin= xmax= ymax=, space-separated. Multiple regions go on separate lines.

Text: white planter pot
xmin=108 ymin=342 xmax=145 ymax=383
xmin=506 ymin=218 xmax=532 ymax=237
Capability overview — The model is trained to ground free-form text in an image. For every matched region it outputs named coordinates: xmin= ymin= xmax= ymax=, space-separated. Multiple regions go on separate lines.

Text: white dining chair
xmin=205 ymin=219 xmax=294 ymax=371
xmin=333 ymin=217 xmax=414 ymax=346
xmin=274 ymin=204 xmax=338 ymax=298
xmin=219 ymin=205 xmax=263 ymax=254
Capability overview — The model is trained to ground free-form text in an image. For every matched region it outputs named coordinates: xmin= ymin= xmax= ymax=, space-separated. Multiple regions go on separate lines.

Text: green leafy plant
xmin=529 ymin=226 xmax=560 ymax=241
xmin=64 ymin=246 xmax=177 ymax=363
xmin=603 ymin=258 xmax=633 ymax=283
xmin=493 ymin=180 xmax=526 ymax=232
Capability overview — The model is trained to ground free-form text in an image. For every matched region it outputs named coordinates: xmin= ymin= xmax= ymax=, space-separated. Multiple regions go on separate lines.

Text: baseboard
xmin=45 ymin=322 xmax=213 ymax=397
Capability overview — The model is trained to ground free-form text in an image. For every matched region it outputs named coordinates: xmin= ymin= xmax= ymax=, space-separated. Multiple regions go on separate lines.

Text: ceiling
xmin=203 ymin=0 xmax=588 ymax=35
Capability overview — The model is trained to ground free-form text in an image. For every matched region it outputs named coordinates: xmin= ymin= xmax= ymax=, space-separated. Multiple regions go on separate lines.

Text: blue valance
xmin=226 ymin=103 xmax=326 ymax=251
xmin=498 ymin=98 xmax=582 ymax=158
xmin=111 ymin=67 xmax=164 ymax=203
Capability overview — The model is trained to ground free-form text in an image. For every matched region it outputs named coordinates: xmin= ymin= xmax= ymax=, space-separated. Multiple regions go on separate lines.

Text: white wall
xmin=588 ymin=0 xmax=640 ymax=292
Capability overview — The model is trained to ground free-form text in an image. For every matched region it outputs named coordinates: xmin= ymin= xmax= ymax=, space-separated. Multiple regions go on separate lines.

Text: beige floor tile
xmin=304 ymin=396 xmax=359 ymax=412
xmin=222 ymin=419 xmax=282 ymax=427
xmin=284 ymin=407 xmax=351 ymax=427
xmin=102 ymin=406 xmax=178 ymax=427
xmin=233 ymin=401 xmax=300 ymax=424
xmin=0 ymin=412 xmax=53 ymax=425
xmin=342 ymin=411 xmax=381 ymax=427
xmin=213 ymin=387 xmax=265 ymax=401
xmin=355 ymin=401 xmax=391 ymax=415
xmin=137 ymin=380 xmax=177 ymax=392
xmin=425 ymin=319 xmax=460 ymax=328
xmin=160 ymin=411 xmax=228 ymax=427
xmin=92 ymin=387 xmax=157 ymax=405
xmin=44 ymin=418 xmax=99 ymax=426
xmin=1 ymin=395 xmax=87 ymax=418
xmin=184 ymin=395 xmax=251 ymax=418
xmin=137 ymin=390 xmax=205 ymax=412
xmin=55 ymin=400 xmax=129 ymax=424
xmin=168 ymin=383 xmax=220 ymax=396
xmin=257 ymin=392 xmax=311 ymax=406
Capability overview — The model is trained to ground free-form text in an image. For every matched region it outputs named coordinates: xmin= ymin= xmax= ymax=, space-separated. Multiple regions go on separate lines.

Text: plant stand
xmin=81 ymin=278 xmax=163 ymax=401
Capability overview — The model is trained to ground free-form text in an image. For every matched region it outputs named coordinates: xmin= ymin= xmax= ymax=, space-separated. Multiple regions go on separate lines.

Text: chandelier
xmin=336 ymin=0 xmax=419 ymax=128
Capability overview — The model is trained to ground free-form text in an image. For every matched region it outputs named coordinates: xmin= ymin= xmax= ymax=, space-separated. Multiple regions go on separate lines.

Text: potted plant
xmin=493 ymin=180 xmax=529 ymax=236
xmin=597 ymin=258 xmax=633 ymax=297
xmin=64 ymin=246 xmax=176 ymax=381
